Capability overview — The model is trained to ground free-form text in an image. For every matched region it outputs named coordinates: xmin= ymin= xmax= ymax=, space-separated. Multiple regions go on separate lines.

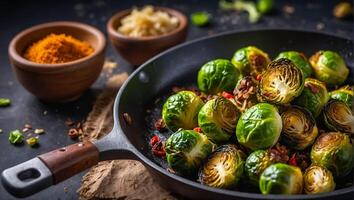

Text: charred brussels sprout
xmin=198 ymin=59 xmax=241 ymax=94
xmin=231 ymin=46 xmax=271 ymax=79
xmin=245 ymin=150 xmax=283 ymax=185
xmin=259 ymin=163 xmax=303 ymax=194
xmin=162 ymin=91 xmax=204 ymax=132
xmin=258 ymin=58 xmax=304 ymax=104
xmin=276 ymin=51 xmax=313 ymax=78
xmin=303 ymin=165 xmax=335 ymax=194
xmin=236 ymin=103 xmax=282 ymax=150
xmin=293 ymin=78 xmax=329 ymax=117
xmin=199 ymin=144 xmax=244 ymax=189
xmin=198 ymin=97 xmax=240 ymax=143
xmin=233 ymin=76 xmax=258 ymax=112
xmin=322 ymin=100 xmax=354 ymax=134
xmin=310 ymin=50 xmax=349 ymax=86
xmin=280 ymin=106 xmax=318 ymax=150
xmin=329 ymin=85 xmax=353 ymax=108
xmin=311 ymin=132 xmax=353 ymax=177
xmin=165 ymin=130 xmax=215 ymax=175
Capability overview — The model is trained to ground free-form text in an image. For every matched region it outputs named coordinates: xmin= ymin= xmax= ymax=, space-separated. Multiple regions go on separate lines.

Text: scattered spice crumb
xmin=316 ymin=23 xmax=325 ymax=31
xmin=24 ymin=124 xmax=32 ymax=129
xmin=26 ymin=137 xmax=39 ymax=147
xmin=64 ymin=187 xmax=68 ymax=193
xmin=123 ymin=113 xmax=132 ymax=125
xmin=0 ymin=129 xmax=2 ymax=133
xmin=68 ymin=128 xmax=80 ymax=139
xmin=333 ymin=2 xmax=353 ymax=19
xmin=34 ymin=128 xmax=45 ymax=135
xmin=283 ymin=5 xmax=295 ymax=15
xmin=22 ymin=128 xmax=30 ymax=133
xmin=103 ymin=59 xmax=118 ymax=74
xmin=43 ymin=110 xmax=48 ymax=115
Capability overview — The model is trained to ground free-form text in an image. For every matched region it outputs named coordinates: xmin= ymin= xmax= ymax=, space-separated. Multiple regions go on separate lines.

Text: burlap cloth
xmin=78 ymin=73 xmax=177 ymax=200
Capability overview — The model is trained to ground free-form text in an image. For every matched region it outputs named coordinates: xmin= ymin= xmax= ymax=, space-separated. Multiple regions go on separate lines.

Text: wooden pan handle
xmin=38 ymin=141 xmax=99 ymax=183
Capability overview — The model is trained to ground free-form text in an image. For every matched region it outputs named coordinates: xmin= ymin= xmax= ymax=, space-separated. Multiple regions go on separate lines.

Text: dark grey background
xmin=0 ymin=0 xmax=352 ymax=199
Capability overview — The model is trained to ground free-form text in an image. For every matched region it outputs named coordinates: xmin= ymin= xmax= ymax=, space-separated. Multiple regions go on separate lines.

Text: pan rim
xmin=114 ymin=29 xmax=354 ymax=199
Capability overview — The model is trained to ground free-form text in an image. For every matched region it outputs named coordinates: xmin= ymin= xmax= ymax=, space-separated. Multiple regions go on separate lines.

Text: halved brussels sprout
xmin=329 ymin=85 xmax=353 ymax=108
xmin=236 ymin=103 xmax=282 ymax=150
xmin=233 ymin=76 xmax=258 ymax=112
xmin=231 ymin=46 xmax=271 ymax=79
xmin=198 ymin=59 xmax=242 ymax=94
xmin=162 ymin=91 xmax=204 ymax=132
xmin=259 ymin=163 xmax=303 ymax=194
xmin=280 ymin=106 xmax=318 ymax=150
xmin=258 ymin=58 xmax=304 ymax=104
xmin=245 ymin=149 xmax=284 ymax=186
xmin=322 ymin=100 xmax=354 ymax=135
xmin=199 ymin=144 xmax=244 ymax=189
xmin=293 ymin=78 xmax=329 ymax=117
xmin=198 ymin=97 xmax=240 ymax=143
xmin=303 ymin=165 xmax=335 ymax=194
xmin=310 ymin=50 xmax=349 ymax=86
xmin=165 ymin=130 xmax=215 ymax=175
xmin=276 ymin=51 xmax=313 ymax=78
xmin=311 ymin=132 xmax=353 ymax=177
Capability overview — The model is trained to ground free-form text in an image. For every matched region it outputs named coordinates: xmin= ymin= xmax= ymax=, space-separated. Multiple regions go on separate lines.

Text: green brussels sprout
xmin=165 ymin=130 xmax=215 ymax=175
xmin=310 ymin=50 xmax=349 ymax=86
xmin=162 ymin=91 xmax=204 ymax=132
xmin=303 ymin=165 xmax=335 ymax=194
xmin=280 ymin=106 xmax=318 ymax=150
xmin=244 ymin=149 xmax=283 ymax=186
xmin=259 ymin=163 xmax=303 ymax=194
xmin=329 ymin=85 xmax=353 ymax=108
xmin=276 ymin=51 xmax=313 ymax=78
xmin=258 ymin=58 xmax=304 ymax=104
xmin=199 ymin=144 xmax=245 ymax=189
xmin=198 ymin=97 xmax=240 ymax=143
xmin=231 ymin=46 xmax=271 ymax=79
xmin=198 ymin=59 xmax=241 ymax=94
xmin=233 ymin=76 xmax=258 ymax=112
xmin=293 ymin=78 xmax=329 ymax=117
xmin=236 ymin=103 xmax=282 ymax=150
xmin=311 ymin=132 xmax=353 ymax=177
xmin=322 ymin=100 xmax=354 ymax=134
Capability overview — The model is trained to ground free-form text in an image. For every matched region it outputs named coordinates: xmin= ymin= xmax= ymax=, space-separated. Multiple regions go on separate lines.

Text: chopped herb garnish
xmin=191 ymin=12 xmax=210 ymax=27
xmin=0 ymin=98 xmax=11 ymax=107
xmin=8 ymin=130 xmax=24 ymax=144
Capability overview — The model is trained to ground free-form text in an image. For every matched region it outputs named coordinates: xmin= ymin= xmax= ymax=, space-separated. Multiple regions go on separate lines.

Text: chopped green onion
xmin=191 ymin=12 xmax=210 ymax=27
xmin=9 ymin=130 xmax=24 ymax=144
xmin=0 ymin=98 xmax=11 ymax=107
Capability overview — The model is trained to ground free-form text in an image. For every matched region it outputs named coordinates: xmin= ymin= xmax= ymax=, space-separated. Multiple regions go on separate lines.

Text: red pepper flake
xmin=289 ymin=153 xmax=297 ymax=166
xmin=150 ymin=135 xmax=160 ymax=146
xmin=150 ymin=135 xmax=166 ymax=157
xmin=193 ymin=127 xmax=202 ymax=133
xmin=221 ymin=91 xmax=234 ymax=99
xmin=256 ymin=74 xmax=262 ymax=81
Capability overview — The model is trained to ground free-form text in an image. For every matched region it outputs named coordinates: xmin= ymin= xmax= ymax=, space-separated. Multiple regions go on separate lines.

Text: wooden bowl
xmin=8 ymin=21 xmax=106 ymax=103
xmin=107 ymin=7 xmax=188 ymax=66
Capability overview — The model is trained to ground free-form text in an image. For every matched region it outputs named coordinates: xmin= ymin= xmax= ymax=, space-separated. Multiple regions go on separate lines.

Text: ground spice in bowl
xmin=24 ymin=33 xmax=94 ymax=64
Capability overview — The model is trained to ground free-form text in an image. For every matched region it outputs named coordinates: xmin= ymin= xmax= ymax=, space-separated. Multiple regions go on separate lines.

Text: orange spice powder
xmin=24 ymin=33 xmax=94 ymax=64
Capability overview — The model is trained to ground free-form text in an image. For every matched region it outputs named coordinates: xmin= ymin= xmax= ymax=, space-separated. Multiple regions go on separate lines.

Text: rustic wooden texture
xmin=38 ymin=141 xmax=99 ymax=183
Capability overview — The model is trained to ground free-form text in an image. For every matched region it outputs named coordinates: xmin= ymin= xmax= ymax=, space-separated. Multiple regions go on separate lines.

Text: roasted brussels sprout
xmin=199 ymin=144 xmax=245 ymax=189
xmin=231 ymin=46 xmax=271 ymax=79
xmin=198 ymin=97 xmax=240 ymax=143
xmin=329 ymin=85 xmax=353 ymax=108
xmin=293 ymin=78 xmax=329 ymax=117
xmin=198 ymin=59 xmax=241 ymax=94
xmin=276 ymin=51 xmax=313 ymax=78
xmin=311 ymin=132 xmax=353 ymax=177
xmin=258 ymin=58 xmax=304 ymax=104
xmin=310 ymin=50 xmax=349 ymax=86
xmin=303 ymin=165 xmax=335 ymax=194
xmin=245 ymin=149 xmax=284 ymax=185
xmin=322 ymin=100 xmax=354 ymax=134
xmin=236 ymin=103 xmax=282 ymax=150
xmin=259 ymin=163 xmax=303 ymax=194
xmin=233 ymin=76 xmax=258 ymax=112
xmin=162 ymin=91 xmax=204 ymax=132
xmin=280 ymin=106 xmax=318 ymax=150
xmin=165 ymin=130 xmax=215 ymax=175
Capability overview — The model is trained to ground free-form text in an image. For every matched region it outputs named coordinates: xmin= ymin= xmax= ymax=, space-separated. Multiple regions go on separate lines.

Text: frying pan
xmin=1 ymin=30 xmax=353 ymax=199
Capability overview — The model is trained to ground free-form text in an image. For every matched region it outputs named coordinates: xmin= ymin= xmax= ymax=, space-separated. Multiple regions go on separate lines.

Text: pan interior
xmin=117 ymin=30 xmax=354 ymax=195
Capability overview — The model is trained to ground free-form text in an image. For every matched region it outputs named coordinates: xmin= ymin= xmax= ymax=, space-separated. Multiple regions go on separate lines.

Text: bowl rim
xmin=8 ymin=21 xmax=106 ymax=69
xmin=107 ymin=6 xmax=188 ymax=42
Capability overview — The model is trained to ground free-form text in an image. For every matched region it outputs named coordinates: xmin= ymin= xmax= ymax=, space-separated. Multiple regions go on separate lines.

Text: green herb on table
xmin=0 ymin=98 xmax=11 ymax=107
xmin=8 ymin=130 xmax=24 ymax=144
xmin=191 ymin=12 xmax=210 ymax=27
xmin=26 ymin=137 xmax=39 ymax=147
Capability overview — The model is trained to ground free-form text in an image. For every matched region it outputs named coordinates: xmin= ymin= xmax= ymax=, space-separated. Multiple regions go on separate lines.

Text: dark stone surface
xmin=0 ymin=0 xmax=352 ymax=199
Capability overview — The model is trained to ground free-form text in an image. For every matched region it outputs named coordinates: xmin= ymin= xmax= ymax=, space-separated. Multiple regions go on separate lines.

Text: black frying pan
xmin=1 ymin=30 xmax=354 ymax=200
